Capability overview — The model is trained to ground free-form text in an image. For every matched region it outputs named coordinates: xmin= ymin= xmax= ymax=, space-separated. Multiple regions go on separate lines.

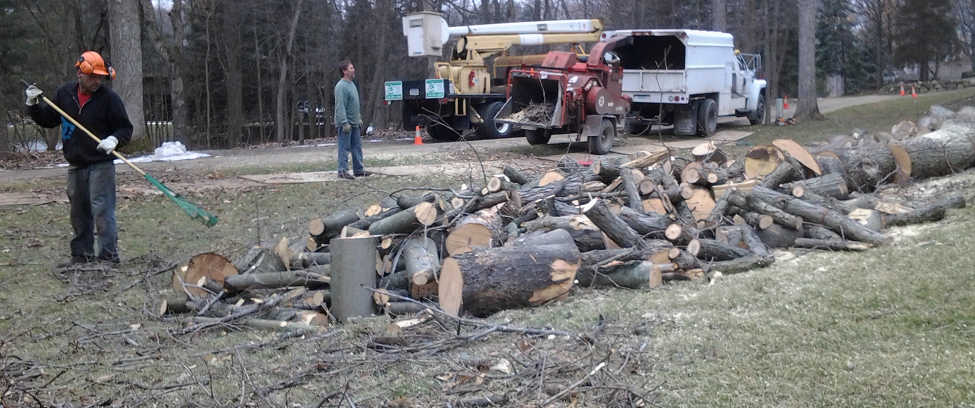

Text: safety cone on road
xmin=900 ymin=83 xmax=906 ymax=96
xmin=911 ymin=86 xmax=917 ymax=98
xmin=414 ymin=125 xmax=423 ymax=145
xmin=783 ymin=95 xmax=789 ymax=109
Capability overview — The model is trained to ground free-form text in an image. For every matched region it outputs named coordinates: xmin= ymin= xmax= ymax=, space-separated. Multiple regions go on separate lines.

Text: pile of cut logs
xmin=163 ymin=105 xmax=973 ymax=327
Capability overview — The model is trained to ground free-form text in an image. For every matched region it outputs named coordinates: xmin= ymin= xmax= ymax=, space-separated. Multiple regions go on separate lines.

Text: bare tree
xmin=795 ymin=0 xmax=822 ymax=120
xmin=275 ymin=0 xmax=303 ymax=143
xmin=712 ymin=0 xmax=726 ymax=31
xmin=140 ymin=0 xmax=190 ymax=143
xmin=957 ymin=0 xmax=975 ymax=72
xmin=109 ymin=0 xmax=146 ymax=142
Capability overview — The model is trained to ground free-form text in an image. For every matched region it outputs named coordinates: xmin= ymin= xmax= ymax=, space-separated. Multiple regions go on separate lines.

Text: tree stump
xmin=330 ymin=236 xmax=378 ymax=322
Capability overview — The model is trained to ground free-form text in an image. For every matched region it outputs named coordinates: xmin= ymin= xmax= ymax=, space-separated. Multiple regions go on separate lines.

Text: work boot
xmin=354 ymin=170 xmax=373 ymax=177
xmin=337 ymin=171 xmax=355 ymax=180
xmin=97 ymin=255 xmax=121 ymax=265
xmin=57 ymin=255 xmax=92 ymax=268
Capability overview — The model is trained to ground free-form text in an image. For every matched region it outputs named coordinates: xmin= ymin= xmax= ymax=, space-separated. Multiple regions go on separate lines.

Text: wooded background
xmin=0 ymin=0 xmax=971 ymax=152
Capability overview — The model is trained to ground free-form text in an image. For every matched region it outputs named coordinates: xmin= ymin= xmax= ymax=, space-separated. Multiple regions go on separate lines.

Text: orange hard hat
xmin=76 ymin=51 xmax=116 ymax=80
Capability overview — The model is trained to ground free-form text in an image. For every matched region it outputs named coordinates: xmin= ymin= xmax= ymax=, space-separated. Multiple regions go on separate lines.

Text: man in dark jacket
xmin=26 ymin=51 xmax=133 ymax=265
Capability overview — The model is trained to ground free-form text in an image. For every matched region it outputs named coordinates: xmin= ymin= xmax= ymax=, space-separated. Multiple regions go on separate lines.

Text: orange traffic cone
xmin=911 ymin=86 xmax=917 ymax=98
xmin=900 ymin=83 xmax=906 ymax=96
xmin=414 ymin=126 xmax=423 ymax=145
xmin=783 ymin=95 xmax=789 ymax=109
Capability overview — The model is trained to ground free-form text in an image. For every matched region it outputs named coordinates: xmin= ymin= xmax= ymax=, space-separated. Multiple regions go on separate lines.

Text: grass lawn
xmin=1 ymin=88 xmax=975 ymax=406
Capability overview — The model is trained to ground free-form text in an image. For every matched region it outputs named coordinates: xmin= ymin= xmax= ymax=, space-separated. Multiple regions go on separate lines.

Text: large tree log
xmin=348 ymin=207 xmax=404 ymax=230
xmin=727 ymin=188 xmax=803 ymax=230
xmin=396 ymin=192 xmax=438 ymax=209
xmin=756 ymin=223 xmax=804 ymax=247
xmin=747 ymin=186 xmax=892 ymax=245
xmin=368 ymin=202 xmax=437 ymax=235
xmin=503 ymin=164 xmax=533 ymax=185
xmin=439 ymin=244 xmax=580 ymax=317
xmin=759 ymin=161 xmax=801 ymax=189
xmin=739 ymin=224 xmax=770 ymax=257
xmin=518 ymin=178 xmax=566 ymax=202
xmin=582 ymin=199 xmax=643 ymax=248
xmin=826 ymin=142 xmax=898 ymax=192
xmin=888 ymin=122 xmax=975 ymax=181
xmin=576 ymin=261 xmax=671 ymax=289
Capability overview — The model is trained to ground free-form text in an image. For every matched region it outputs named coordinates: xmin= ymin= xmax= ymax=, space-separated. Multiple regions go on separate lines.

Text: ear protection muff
xmin=76 ymin=52 xmax=116 ymax=80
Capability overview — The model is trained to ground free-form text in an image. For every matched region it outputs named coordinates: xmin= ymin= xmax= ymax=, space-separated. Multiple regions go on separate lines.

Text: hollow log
xmin=583 ymin=199 xmax=644 ymax=248
xmin=748 ymin=185 xmax=891 ymax=245
xmin=744 ymin=145 xmax=783 ymax=179
xmin=330 ymin=236 xmax=378 ymax=322
xmin=439 ymin=244 xmax=580 ymax=317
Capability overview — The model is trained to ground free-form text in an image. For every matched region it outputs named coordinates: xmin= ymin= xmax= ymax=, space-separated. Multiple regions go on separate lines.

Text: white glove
xmin=97 ymin=136 xmax=118 ymax=154
xmin=25 ymin=85 xmax=42 ymax=106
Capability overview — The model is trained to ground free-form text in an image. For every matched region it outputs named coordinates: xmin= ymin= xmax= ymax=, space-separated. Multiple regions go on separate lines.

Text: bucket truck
xmin=384 ymin=12 xmax=603 ymax=140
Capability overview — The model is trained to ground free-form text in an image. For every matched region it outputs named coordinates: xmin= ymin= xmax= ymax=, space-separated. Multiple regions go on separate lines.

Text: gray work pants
xmin=66 ymin=160 xmax=119 ymax=261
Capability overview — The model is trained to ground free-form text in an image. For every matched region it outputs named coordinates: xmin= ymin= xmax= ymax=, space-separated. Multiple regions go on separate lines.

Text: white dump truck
xmin=604 ymin=29 xmax=766 ymax=137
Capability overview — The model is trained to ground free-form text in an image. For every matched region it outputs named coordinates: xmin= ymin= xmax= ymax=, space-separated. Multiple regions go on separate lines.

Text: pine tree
xmin=893 ymin=0 xmax=958 ymax=81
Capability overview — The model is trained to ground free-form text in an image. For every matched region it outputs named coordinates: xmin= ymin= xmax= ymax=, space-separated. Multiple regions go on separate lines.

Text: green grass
xmin=3 ymin=91 xmax=975 ymax=406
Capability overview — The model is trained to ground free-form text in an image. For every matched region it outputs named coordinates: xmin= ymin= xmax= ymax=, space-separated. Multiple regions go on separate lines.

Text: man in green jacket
xmin=333 ymin=60 xmax=369 ymax=180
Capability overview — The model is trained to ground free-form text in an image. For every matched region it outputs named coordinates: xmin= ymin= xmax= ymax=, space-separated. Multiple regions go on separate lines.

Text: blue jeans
xmin=66 ymin=160 xmax=118 ymax=261
xmin=337 ymin=126 xmax=363 ymax=174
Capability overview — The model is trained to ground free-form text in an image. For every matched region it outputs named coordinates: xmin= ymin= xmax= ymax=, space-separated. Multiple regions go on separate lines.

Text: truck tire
xmin=697 ymin=98 xmax=718 ymax=137
xmin=525 ymin=129 xmax=551 ymax=145
xmin=588 ymin=119 xmax=615 ymax=155
xmin=748 ymin=93 xmax=766 ymax=125
xmin=476 ymin=101 xmax=512 ymax=139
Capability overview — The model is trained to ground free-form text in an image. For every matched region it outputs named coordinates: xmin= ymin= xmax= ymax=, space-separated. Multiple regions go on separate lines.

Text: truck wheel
xmin=476 ymin=102 xmax=511 ymax=139
xmin=697 ymin=98 xmax=718 ymax=137
xmin=525 ymin=129 xmax=551 ymax=145
xmin=588 ymin=119 xmax=615 ymax=155
xmin=428 ymin=122 xmax=460 ymax=141
xmin=748 ymin=93 xmax=766 ymax=125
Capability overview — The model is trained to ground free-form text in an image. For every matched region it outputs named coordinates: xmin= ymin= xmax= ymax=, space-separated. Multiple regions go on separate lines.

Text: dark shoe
xmin=337 ymin=171 xmax=356 ymax=180
xmin=97 ymin=255 xmax=121 ymax=265
xmin=58 ymin=255 xmax=92 ymax=267
xmin=354 ymin=170 xmax=373 ymax=177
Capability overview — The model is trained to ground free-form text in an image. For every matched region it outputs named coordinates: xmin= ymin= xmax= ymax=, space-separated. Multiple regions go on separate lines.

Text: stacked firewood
xmin=162 ymin=105 xmax=973 ymax=325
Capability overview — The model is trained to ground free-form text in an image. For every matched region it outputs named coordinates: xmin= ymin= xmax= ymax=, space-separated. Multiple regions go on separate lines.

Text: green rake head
xmin=144 ymin=174 xmax=219 ymax=227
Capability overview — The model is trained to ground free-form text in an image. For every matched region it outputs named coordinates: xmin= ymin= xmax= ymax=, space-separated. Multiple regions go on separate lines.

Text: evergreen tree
xmin=893 ymin=0 xmax=958 ymax=81
xmin=817 ymin=0 xmax=870 ymax=94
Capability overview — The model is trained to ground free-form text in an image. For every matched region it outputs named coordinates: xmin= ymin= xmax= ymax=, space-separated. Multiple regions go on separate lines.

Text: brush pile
xmin=162 ymin=104 xmax=974 ymax=330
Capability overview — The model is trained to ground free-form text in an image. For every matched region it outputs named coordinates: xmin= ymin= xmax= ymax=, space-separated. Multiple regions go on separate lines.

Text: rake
xmin=22 ymin=79 xmax=219 ymax=227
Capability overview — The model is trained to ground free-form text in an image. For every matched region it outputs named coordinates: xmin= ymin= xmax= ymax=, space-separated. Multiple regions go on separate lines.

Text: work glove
xmin=342 ymin=124 xmax=352 ymax=133
xmin=97 ymin=136 xmax=119 ymax=155
xmin=25 ymin=85 xmax=42 ymax=106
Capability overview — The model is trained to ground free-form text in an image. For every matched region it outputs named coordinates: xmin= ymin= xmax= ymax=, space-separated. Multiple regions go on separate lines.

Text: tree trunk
xmin=109 ymin=0 xmax=146 ymax=142
xmin=276 ymin=0 xmax=304 ymax=142
xmin=748 ymin=186 xmax=892 ymax=245
xmin=795 ymin=0 xmax=823 ymax=120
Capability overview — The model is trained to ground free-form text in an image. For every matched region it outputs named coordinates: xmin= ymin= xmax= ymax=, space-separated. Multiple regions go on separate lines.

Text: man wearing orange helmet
xmin=25 ymin=51 xmax=133 ymax=265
